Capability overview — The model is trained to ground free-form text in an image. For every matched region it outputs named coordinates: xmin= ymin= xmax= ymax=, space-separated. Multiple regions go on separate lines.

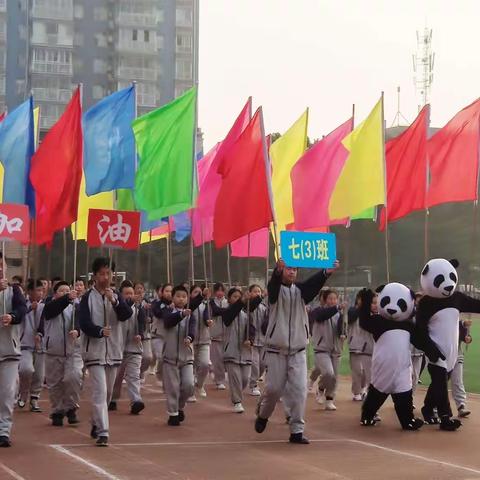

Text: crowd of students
xmin=0 ymin=254 xmax=471 ymax=448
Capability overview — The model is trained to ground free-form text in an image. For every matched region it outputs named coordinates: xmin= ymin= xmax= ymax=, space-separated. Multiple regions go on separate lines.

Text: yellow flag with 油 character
xmin=328 ymin=98 xmax=384 ymax=219
xmin=270 ymin=109 xmax=308 ymax=240
xmin=72 ymin=176 xmax=114 ymax=240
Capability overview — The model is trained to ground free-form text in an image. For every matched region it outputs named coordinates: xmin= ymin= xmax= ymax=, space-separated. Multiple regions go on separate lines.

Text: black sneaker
xmin=421 ymin=406 xmax=439 ymax=425
xmin=168 ymin=415 xmax=180 ymax=426
xmin=439 ymin=417 xmax=462 ymax=431
xmin=51 ymin=413 xmax=64 ymax=427
xmin=402 ymin=418 xmax=424 ymax=431
xmin=96 ymin=436 xmax=109 ymax=447
xmin=17 ymin=399 xmax=26 ymax=409
xmin=289 ymin=433 xmax=310 ymax=444
xmin=0 ymin=436 xmax=11 ymax=448
xmin=30 ymin=399 xmax=42 ymax=413
xmin=66 ymin=409 xmax=79 ymax=425
xmin=178 ymin=410 xmax=185 ymax=422
xmin=360 ymin=417 xmax=376 ymax=427
xmin=130 ymin=401 xmax=145 ymax=415
xmin=255 ymin=416 xmax=268 ymax=433
xmin=90 ymin=425 xmax=98 ymax=439
xmin=108 ymin=401 xmax=117 ymax=412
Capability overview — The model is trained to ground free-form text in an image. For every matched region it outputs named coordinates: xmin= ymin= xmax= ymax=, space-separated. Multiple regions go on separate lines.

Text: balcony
xmin=117 ymin=39 xmax=157 ymax=54
xmin=117 ymin=12 xmax=158 ymax=27
xmin=31 ymin=34 xmax=73 ymax=48
xmin=137 ymin=92 xmax=156 ymax=107
xmin=32 ymin=87 xmax=72 ymax=102
xmin=31 ymin=61 xmax=72 ymax=75
xmin=117 ymin=66 xmax=157 ymax=81
xmin=31 ymin=5 xmax=73 ymax=21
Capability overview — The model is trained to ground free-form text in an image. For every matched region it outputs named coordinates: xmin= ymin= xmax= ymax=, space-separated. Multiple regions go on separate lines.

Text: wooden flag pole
xmin=208 ymin=241 xmax=214 ymax=288
xmin=226 ymin=245 xmax=232 ymax=287
xmin=62 ymin=228 xmax=67 ymax=281
xmin=246 ymin=233 xmax=251 ymax=288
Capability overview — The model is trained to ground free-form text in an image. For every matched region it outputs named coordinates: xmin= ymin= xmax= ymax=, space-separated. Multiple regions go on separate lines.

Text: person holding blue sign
xmin=255 ymin=257 xmax=340 ymax=444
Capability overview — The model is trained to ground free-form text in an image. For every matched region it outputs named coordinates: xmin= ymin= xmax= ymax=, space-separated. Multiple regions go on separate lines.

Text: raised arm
xmin=189 ymin=294 xmax=203 ymax=313
xmin=10 ymin=285 xmax=27 ymax=325
xmin=457 ymin=292 xmax=480 ymax=314
xmin=79 ymin=292 xmax=103 ymax=338
xmin=309 ymin=305 xmax=340 ymax=323
xmin=163 ymin=309 xmax=184 ymax=329
xmin=297 ymin=270 xmax=329 ymax=305
xmin=113 ymin=294 xmax=133 ymax=322
xmin=222 ymin=301 xmax=244 ymax=327
xmin=43 ymin=294 xmax=70 ymax=320
xmin=267 ymin=268 xmax=283 ymax=305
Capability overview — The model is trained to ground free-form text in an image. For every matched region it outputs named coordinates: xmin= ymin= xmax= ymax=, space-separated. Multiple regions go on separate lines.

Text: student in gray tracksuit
xmin=111 ymin=282 xmax=147 ymax=415
xmin=209 ymin=282 xmax=228 ymax=389
xmin=255 ymin=258 xmax=338 ymax=444
xmin=248 ymin=284 xmax=267 ymax=396
xmin=134 ymin=282 xmax=153 ymax=381
xmin=79 ymin=257 xmax=132 ymax=447
xmin=451 ymin=319 xmax=471 ymax=418
xmin=18 ymin=279 xmax=45 ymax=413
xmin=41 ymin=281 xmax=83 ymax=426
xmin=190 ymin=285 xmax=213 ymax=398
xmin=162 ymin=285 xmax=196 ymax=426
xmin=0 ymin=273 xmax=27 ymax=448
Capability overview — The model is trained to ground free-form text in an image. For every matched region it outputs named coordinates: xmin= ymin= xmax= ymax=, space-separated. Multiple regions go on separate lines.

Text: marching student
xmin=135 ymin=282 xmax=153 ymax=383
xmin=255 ymin=258 xmax=339 ymax=444
xmin=151 ymin=283 xmax=173 ymax=391
xmin=18 ymin=279 xmax=45 ymax=413
xmin=79 ymin=257 xmax=132 ymax=447
xmin=248 ymin=284 xmax=267 ymax=397
xmin=411 ymin=293 xmax=425 ymax=391
xmin=309 ymin=290 xmax=346 ymax=411
xmin=0 ymin=253 xmax=28 ymax=448
xmin=42 ymin=281 xmax=83 ymax=426
xmin=74 ymin=278 xmax=87 ymax=303
xmin=111 ymin=281 xmax=146 ymax=415
xmin=451 ymin=318 xmax=472 ymax=418
xmin=162 ymin=285 xmax=195 ymax=426
xmin=209 ymin=282 xmax=228 ymax=390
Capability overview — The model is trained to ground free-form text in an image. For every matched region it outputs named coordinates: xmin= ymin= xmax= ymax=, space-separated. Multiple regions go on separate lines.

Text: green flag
xmin=351 ymin=206 xmax=376 ymax=220
xmin=133 ymin=86 xmax=196 ymax=220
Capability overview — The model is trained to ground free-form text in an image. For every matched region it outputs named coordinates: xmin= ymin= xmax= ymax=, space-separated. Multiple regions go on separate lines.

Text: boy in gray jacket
xmin=209 ymin=282 xmax=228 ymax=390
xmin=0 ymin=259 xmax=27 ymax=448
xmin=18 ymin=279 xmax=45 ymax=413
xmin=41 ymin=281 xmax=82 ymax=426
xmin=255 ymin=258 xmax=339 ymax=444
xmin=79 ymin=257 xmax=132 ymax=447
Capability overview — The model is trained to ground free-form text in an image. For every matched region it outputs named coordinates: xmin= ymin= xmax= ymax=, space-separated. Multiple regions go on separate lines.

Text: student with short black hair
xmin=79 ymin=258 xmax=132 ymax=446
xmin=209 ymin=282 xmax=228 ymax=390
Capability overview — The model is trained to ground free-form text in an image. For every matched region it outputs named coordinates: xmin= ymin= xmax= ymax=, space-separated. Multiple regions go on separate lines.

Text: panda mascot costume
xmin=358 ymin=283 xmax=444 ymax=430
xmin=417 ymin=258 xmax=480 ymax=431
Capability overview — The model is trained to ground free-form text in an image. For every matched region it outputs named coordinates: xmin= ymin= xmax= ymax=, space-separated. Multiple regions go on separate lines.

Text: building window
xmin=93 ymin=58 xmax=107 ymax=74
xmin=94 ymin=6 xmax=108 ymax=21
xmin=176 ymin=7 xmax=192 ymax=26
xmin=176 ymin=59 xmax=192 ymax=80
xmin=94 ymin=33 xmax=107 ymax=48
xmin=176 ymin=34 xmax=192 ymax=53
xmin=46 ymin=23 xmax=58 ymax=35
xmin=132 ymin=29 xmax=138 ymax=41
xmin=93 ymin=85 xmax=105 ymax=99
xmin=74 ymin=4 xmax=84 ymax=18
xmin=144 ymin=30 xmax=149 ymax=42
xmin=74 ymin=32 xmax=84 ymax=46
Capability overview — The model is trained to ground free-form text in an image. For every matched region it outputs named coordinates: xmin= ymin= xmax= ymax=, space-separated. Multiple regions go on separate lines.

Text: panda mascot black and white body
xmin=417 ymin=258 xmax=480 ymax=430
xmin=358 ymin=283 xmax=443 ymax=430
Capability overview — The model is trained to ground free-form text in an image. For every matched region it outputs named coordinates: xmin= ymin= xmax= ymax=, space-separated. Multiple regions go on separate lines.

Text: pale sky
xmin=198 ymin=0 xmax=480 ymax=150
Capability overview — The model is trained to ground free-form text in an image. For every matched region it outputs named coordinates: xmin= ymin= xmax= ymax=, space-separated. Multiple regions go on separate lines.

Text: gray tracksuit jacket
xmin=151 ymin=298 xmax=171 ymax=339
xmin=0 ymin=285 xmax=28 ymax=362
xmin=347 ymin=307 xmax=374 ymax=355
xmin=78 ymin=288 xmax=133 ymax=367
xmin=123 ymin=302 xmax=146 ymax=355
xmin=162 ymin=307 xmax=196 ymax=366
xmin=309 ymin=305 xmax=344 ymax=355
xmin=21 ymin=300 xmax=45 ymax=352
xmin=209 ymin=297 xmax=228 ymax=341
xmin=41 ymin=295 xmax=81 ymax=357
xmin=250 ymin=302 xmax=267 ymax=347
xmin=264 ymin=269 xmax=329 ymax=355
xmin=192 ymin=301 xmax=211 ymax=346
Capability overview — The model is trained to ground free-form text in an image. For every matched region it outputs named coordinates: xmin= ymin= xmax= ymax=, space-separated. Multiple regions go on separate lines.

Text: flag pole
xmin=381 ymin=92 xmax=390 ymax=282
xmin=2 ymin=241 xmax=6 ymax=313
xmin=265 ymin=230 xmax=270 ymax=288
xmin=147 ymin=229 xmax=153 ymax=285
xmin=246 ymin=233 xmax=251 ymax=287
xmin=200 ymin=220 xmax=208 ymax=287
xmin=165 ymin=229 xmax=171 ymax=283
xmin=189 ymin=235 xmax=195 ymax=286
xmin=424 ymin=105 xmax=431 ymax=265
xmin=85 ymin=241 xmax=90 ymax=283
xmin=62 ymin=228 xmax=67 ymax=280
xmin=226 ymin=245 xmax=232 ymax=286
xmin=208 ymin=241 xmax=214 ymax=288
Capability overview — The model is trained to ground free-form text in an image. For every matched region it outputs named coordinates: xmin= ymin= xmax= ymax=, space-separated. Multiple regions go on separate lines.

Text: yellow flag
xmin=270 ymin=110 xmax=308 ymax=238
xmin=140 ymin=231 xmax=168 ymax=244
xmin=73 ymin=176 xmax=114 ymax=240
xmin=33 ymin=107 xmax=40 ymax=149
xmin=328 ymin=98 xmax=384 ymax=219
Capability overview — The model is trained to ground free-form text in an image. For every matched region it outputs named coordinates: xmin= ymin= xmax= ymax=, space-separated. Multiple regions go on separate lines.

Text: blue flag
xmin=0 ymin=97 xmax=35 ymax=213
xmin=83 ymin=86 xmax=135 ymax=196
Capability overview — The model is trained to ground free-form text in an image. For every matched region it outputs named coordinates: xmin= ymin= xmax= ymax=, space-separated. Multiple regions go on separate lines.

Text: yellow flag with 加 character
xmin=329 ymin=98 xmax=384 ymax=219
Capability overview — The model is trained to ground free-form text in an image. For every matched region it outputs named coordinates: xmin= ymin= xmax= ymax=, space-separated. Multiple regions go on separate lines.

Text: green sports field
xmin=308 ymin=320 xmax=480 ymax=393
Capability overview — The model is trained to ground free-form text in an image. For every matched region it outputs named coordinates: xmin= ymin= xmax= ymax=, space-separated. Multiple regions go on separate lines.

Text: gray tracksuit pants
xmin=19 ymin=350 xmax=45 ymax=401
xmin=194 ymin=344 xmax=210 ymax=389
xmin=210 ymin=340 xmax=226 ymax=385
xmin=45 ymin=353 xmax=83 ymax=415
xmin=225 ymin=362 xmax=250 ymax=405
xmin=0 ymin=360 xmax=19 ymax=438
xmin=258 ymin=350 xmax=307 ymax=434
xmin=163 ymin=361 xmax=194 ymax=416
xmin=249 ymin=346 xmax=266 ymax=389
xmin=315 ymin=352 xmax=340 ymax=399
xmin=451 ymin=353 xmax=467 ymax=410
xmin=112 ymin=353 xmax=142 ymax=404
xmin=411 ymin=355 xmax=423 ymax=393
xmin=349 ymin=353 xmax=371 ymax=396
xmin=89 ymin=365 xmax=118 ymax=438
xmin=152 ymin=337 xmax=164 ymax=382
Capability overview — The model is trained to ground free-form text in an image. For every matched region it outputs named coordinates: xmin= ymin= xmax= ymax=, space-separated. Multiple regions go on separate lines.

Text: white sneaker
xmin=198 ymin=387 xmax=207 ymax=398
xmin=353 ymin=394 xmax=363 ymax=402
xmin=250 ymin=387 xmax=261 ymax=396
xmin=216 ymin=383 xmax=227 ymax=390
xmin=233 ymin=403 xmax=245 ymax=413
xmin=307 ymin=379 xmax=314 ymax=393
xmin=187 ymin=395 xmax=197 ymax=403
xmin=316 ymin=390 xmax=325 ymax=405
xmin=325 ymin=400 xmax=337 ymax=411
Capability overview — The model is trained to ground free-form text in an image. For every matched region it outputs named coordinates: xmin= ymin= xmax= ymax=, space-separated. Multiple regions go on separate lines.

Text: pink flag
xmin=230 ymin=227 xmax=269 ymax=258
xmin=291 ymin=118 xmax=353 ymax=230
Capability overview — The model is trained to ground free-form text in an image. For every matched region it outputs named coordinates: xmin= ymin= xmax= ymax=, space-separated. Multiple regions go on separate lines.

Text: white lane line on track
xmin=50 ymin=445 xmax=124 ymax=480
xmin=0 ymin=463 xmax=27 ymax=480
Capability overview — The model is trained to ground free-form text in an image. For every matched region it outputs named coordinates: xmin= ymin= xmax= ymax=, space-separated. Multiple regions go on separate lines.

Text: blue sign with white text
xmin=280 ymin=231 xmax=336 ymax=269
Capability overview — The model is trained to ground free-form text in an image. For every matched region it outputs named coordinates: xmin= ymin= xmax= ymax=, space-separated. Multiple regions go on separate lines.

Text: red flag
xmin=427 ymin=98 xmax=480 ymax=208
xmin=30 ymin=88 xmax=83 ymax=244
xmin=379 ymin=105 xmax=429 ymax=230
xmin=0 ymin=204 xmax=30 ymax=244
xmin=213 ymin=108 xmax=273 ymax=248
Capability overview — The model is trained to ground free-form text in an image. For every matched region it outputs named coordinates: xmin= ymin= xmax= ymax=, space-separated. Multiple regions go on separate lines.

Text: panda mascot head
xmin=420 ymin=258 xmax=459 ymax=299
xmin=375 ymin=282 xmax=415 ymax=321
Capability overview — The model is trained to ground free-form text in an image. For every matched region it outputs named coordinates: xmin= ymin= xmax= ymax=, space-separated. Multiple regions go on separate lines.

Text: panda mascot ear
xmin=409 ymin=289 xmax=416 ymax=300
xmin=375 ymin=285 xmax=385 ymax=293
xmin=449 ymin=259 xmax=459 ymax=268
xmin=421 ymin=264 xmax=429 ymax=275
